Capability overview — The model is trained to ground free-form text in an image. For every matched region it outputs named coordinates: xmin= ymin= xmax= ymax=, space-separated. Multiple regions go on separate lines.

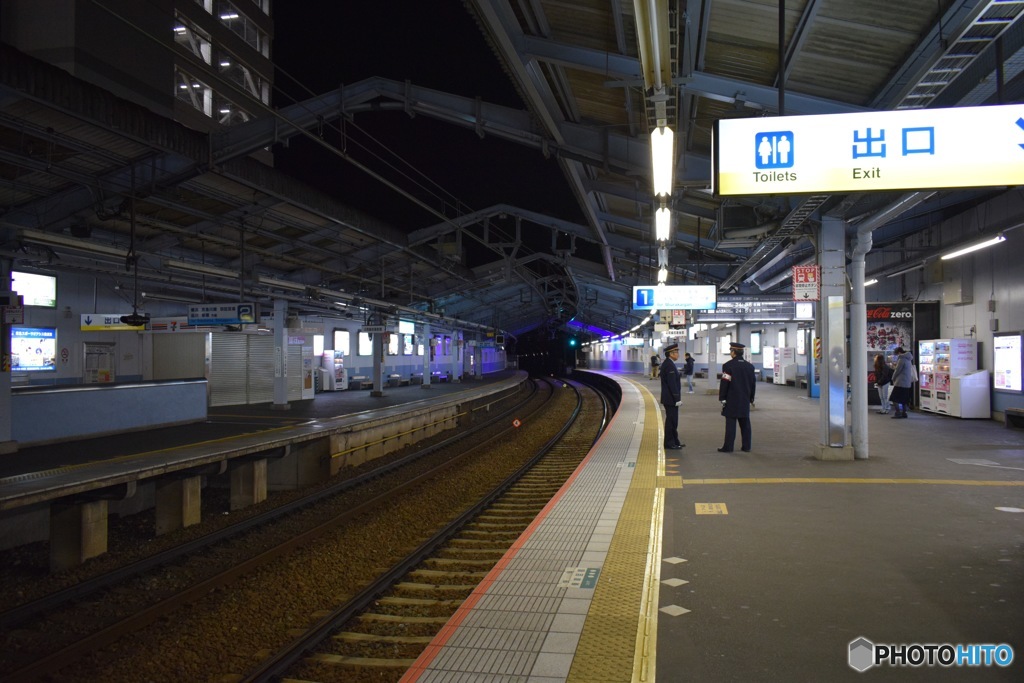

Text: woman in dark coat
xmin=889 ymin=347 xmax=915 ymax=419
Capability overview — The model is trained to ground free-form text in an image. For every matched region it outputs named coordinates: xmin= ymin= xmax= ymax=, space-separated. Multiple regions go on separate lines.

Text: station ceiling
xmin=1 ymin=1 xmax=1022 ymax=340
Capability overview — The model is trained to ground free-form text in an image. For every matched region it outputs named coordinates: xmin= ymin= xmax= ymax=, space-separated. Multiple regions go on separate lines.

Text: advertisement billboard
xmin=12 ymin=327 xmax=56 ymax=371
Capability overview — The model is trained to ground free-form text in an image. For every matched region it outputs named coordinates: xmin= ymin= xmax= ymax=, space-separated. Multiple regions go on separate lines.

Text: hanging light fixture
xmin=655 ymin=205 xmax=671 ymax=241
xmin=940 ymin=233 xmax=1005 ymax=260
xmin=657 ymin=265 xmax=668 ymax=283
xmin=651 ymin=126 xmax=674 ymax=196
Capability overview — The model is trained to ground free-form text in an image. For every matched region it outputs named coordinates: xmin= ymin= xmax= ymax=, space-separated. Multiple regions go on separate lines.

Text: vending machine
xmin=918 ymin=340 xmax=936 ymax=411
xmin=320 ymin=350 xmax=348 ymax=390
xmin=918 ymin=338 xmax=979 ymax=416
xmin=773 ymin=347 xmax=797 ymax=385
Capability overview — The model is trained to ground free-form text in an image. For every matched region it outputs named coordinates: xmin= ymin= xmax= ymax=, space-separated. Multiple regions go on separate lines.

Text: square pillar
xmin=50 ymin=499 xmax=108 ymax=572
xmin=268 ymin=439 xmax=328 ymax=490
xmin=230 ymin=459 xmax=267 ymax=511
xmin=155 ymin=476 xmax=202 ymax=536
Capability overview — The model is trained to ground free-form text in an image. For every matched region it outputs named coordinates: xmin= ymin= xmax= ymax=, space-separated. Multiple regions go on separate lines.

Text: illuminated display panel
xmin=12 ymin=327 xmax=56 ymax=371
xmin=713 ymin=104 xmax=1024 ymax=196
xmin=993 ymin=332 xmax=1022 ymax=393
xmin=12 ymin=271 xmax=56 ymax=308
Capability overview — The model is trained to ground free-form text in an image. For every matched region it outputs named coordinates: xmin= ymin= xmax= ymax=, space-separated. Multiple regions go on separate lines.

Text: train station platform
xmin=0 ymin=370 xmax=526 ymax=569
xmin=403 ymin=370 xmax=1024 ymax=682
xmin=0 ymin=370 xmax=521 ymax=478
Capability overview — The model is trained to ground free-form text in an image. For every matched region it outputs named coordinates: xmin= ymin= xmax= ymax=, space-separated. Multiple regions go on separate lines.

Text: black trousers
xmin=663 ymin=403 xmax=681 ymax=447
xmin=723 ymin=416 xmax=751 ymax=451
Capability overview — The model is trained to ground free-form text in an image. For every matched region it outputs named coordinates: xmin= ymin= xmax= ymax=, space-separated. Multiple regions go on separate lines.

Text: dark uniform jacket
xmin=719 ymin=356 xmax=756 ymax=418
xmin=660 ymin=356 xmax=681 ymax=406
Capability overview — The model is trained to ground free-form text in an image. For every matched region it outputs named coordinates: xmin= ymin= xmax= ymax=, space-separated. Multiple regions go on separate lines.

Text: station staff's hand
xmin=675 ymin=400 xmax=682 ymax=407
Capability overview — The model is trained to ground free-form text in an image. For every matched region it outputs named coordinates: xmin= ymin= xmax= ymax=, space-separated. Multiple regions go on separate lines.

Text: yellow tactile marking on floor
xmin=684 ymin=478 xmax=1024 ymax=486
xmin=568 ymin=379 xmax=664 ymax=683
xmin=656 ymin=475 xmax=683 ymax=488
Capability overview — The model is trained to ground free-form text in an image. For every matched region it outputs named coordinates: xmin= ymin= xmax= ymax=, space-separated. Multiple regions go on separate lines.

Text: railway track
xmin=0 ymin=377 xmax=609 ymax=682
xmin=242 ymin=378 xmax=610 ymax=683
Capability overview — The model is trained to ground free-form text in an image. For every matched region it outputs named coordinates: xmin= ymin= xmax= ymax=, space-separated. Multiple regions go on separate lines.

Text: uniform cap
xmin=729 ymin=342 xmax=746 ymax=350
xmin=664 ymin=342 xmax=679 ymax=354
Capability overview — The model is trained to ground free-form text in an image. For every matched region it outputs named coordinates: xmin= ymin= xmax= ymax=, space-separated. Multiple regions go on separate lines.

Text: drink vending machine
xmin=320 ymin=350 xmax=348 ymax=390
xmin=918 ymin=338 xmax=988 ymax=417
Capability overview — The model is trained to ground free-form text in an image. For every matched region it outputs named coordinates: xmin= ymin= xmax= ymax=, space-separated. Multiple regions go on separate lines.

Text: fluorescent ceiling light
xmin=164 ymin=259 xmax=238 ymax=279
xmin=256 ymin=275 xmax=307 ymax=291
xmin=887 ymin=262 xmax=927 ymax=278
xmin=657 ymin=266 xmax=668 ymax=283
xmin=655 ymin=206 xmax=671 ymax=241
xmin=651 ymin=126 xmax=674 ymax=196
xmin=19 ymin=229 xmax=129 ymax=259
xmin=940 ymin=233 xmax=1005 ymax=260
xmin=143 ymin=292 xmax=203 ymax=304
xmin=864 ymin=278 xmax=878 ymax=286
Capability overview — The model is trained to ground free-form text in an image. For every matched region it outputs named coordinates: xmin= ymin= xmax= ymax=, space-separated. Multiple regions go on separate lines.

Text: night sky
xmin=271 ymin=2 xmax=584 ymax=235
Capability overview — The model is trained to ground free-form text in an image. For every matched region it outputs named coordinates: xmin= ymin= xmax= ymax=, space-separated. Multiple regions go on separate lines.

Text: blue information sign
xmin=631 ymin=285 xmax=717 ymax=311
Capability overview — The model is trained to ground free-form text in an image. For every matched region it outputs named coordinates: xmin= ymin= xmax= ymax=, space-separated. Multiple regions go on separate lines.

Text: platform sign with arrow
xmin=81 ymin=314 xmax=146 ymax=331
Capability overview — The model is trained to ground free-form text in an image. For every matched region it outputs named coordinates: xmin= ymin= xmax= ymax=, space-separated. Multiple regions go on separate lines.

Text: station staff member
xmin=660 ymin=342 xmax=684 ymax=450
xmin=718 ymin=341 xmax=756 ymax=453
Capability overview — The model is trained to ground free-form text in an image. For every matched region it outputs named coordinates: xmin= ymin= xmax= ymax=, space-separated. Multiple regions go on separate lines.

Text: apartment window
xmin=173 ymin=15 xmax=211 ymax=64
xmin=216 ymin=50 xmax=269 ymax=105
xmin=214 ymin=95 xmax=252 ymax=125
xmin=216 ymin=0 xmax=268 ymax=54
xmin=174 ymin=67 xmax=212 ymax=117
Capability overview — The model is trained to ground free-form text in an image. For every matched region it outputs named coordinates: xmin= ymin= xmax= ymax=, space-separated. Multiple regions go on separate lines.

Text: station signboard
xmin=632 ymin=285 xmax=717 ymax=311
xmin=713 ymin=103 xmax=1024 ymax=196
xmin=187 ymin=303 xmax=257 ymax=325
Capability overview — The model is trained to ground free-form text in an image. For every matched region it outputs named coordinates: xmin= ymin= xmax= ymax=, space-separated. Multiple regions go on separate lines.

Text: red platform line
xmin=400 ymin=403 xmax=626 ymax=681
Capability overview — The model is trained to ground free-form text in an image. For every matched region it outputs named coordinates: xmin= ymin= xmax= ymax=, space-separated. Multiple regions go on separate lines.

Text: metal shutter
xmin=210 ymin=333 xmax=247 ymax=407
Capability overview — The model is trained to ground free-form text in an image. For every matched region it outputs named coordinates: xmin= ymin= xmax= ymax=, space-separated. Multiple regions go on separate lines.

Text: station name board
xmin=632 ymin=285 xmax=717 ymax=311
xmin=713 ymin=103 xmax=1024 ymax=196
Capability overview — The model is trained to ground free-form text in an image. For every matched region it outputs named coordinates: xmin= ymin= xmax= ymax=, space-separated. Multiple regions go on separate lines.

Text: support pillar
xmin=268 ymin=440 xmax=328 ymax=490
xmin=155 ymin=475 xmax=202 ymax=536
xmin=815 ymin=214 xmax=854 ymax=460
xmin=230 ymin=459 xmax=267 ymax=511
xmin=451 ymin=332 xmax=461 ymax=382
xmin=706 ymin=328 xmax=719 ymax=393
xmin=371 ymin=329 xmax=385 ymax=397
xmin=50 ymin=499 xmax=108 ymax=572
xmin=0 ymin=260 xmax=18 ymax=454
xmin=272 ymin=298 xmax=290 ymax=410
xmin=422 ymin=323 xmax=432 ymax=389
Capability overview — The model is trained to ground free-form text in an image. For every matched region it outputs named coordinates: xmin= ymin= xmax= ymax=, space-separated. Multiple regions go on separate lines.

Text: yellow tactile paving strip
xmin=568 ymin=378 xmax=664 ymax=683
xmin=684 ymin=477 xmax=1024 ymax=486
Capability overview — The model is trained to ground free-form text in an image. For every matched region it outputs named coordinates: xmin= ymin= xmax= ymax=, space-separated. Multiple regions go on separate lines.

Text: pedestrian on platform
xmin=718 ymin=341 xmax=756 ymax=453
xmin=660 ymin=343 xmax=684 ymax=450
xmin=889 ymin=346 xmax=915 ymax=419
xmin=873 ymin=353 xmax=893 ymax=414
xmin=683 ymin=352 xmax=695 ymax=393
xmin=650 ymin=351 xmax=660 ymax=379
